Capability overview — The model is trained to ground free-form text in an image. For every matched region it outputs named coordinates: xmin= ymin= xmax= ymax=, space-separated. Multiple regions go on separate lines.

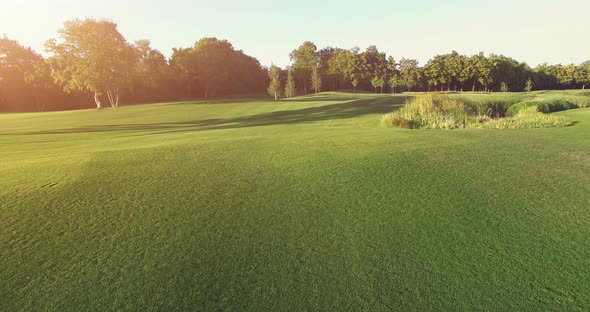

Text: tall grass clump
xmin=456 ymin=94 xmax=523 ymax=117
xmin=482 ymin=106 xmax=573 ymax=129
xmin=381 ymin=94 xmax=482 ymax=129
xmin=382 ymin=94 xmax=574 ymax=130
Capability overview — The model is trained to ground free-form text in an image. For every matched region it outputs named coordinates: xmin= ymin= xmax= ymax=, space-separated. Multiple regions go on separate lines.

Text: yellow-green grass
xmin=1 ymin=92 xmax=589 ymax=310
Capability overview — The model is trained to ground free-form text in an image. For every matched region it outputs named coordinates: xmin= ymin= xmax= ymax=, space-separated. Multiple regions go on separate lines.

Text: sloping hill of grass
xmin=1 ymin=92 xmax=589 ymax=310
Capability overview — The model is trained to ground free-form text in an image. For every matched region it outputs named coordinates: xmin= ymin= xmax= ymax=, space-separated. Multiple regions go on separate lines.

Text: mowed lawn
xmin=1 ymin=92 xmax=589 ymax=310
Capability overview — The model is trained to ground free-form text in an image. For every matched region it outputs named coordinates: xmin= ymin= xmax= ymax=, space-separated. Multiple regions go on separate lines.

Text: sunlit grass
xmin=1 ymin=92 xmax=590 ymax=310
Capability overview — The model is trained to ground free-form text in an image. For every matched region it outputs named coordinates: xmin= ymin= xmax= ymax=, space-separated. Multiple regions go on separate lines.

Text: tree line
xmin=2 ymin=18 xmax=589 ymax=112
xmin=271 ymin=42 xmax=590 ymax=98
xmin=0 ymin=19 xmax=268 ymax=112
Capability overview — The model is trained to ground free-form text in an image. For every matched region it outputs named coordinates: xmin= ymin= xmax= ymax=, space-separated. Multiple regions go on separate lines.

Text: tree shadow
xmin=16 ymin=96 xmax=410 ymax=136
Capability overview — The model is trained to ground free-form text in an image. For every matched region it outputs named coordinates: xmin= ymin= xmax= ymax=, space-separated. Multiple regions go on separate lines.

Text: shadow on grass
xmin=16 ymin=96 xmax=410 ymax=136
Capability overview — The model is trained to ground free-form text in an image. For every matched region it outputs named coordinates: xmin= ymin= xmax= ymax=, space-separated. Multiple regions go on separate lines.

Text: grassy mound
xmin=507 ymin=95 xmax=590 ymax=116
xmin=481 ymin=106 xmax=573 ymax=129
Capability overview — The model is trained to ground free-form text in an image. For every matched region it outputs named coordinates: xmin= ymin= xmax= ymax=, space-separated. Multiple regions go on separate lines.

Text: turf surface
xmin=1 ymin=92 xmax=589 ymax=310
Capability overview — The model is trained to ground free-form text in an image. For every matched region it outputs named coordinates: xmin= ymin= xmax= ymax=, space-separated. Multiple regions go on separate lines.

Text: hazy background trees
xmin=1 ymin=19 xmax=269 ymax=112
xmin=170 ymin=37 xmax=267 ymax=100
xmin=2 ymin=18 xmax=589 ymax=112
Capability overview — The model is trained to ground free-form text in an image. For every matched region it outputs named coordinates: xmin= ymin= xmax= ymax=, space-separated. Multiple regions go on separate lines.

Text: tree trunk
xmin=106 ymin=90 xmax=116 ymax=108
xmin=94 ymin=92 xmax=102 ymax=109
xmin=115 ymin=89 xmax=120 ymax=107
xmin=274 ymin=91 xmax=277 ymax=100
xmin=33 ymin=93 xmax=45 ymax=112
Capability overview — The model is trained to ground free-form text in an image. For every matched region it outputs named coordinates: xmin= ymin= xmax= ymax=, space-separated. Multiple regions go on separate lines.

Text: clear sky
xmin=1 ymin=0 xmax=588 ymax=68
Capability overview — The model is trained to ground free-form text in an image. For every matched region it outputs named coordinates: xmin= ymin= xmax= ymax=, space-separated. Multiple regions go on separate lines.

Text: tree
xmin=472 ymin=53 xmax=492 ymax=92
xmin=501 ymin=81 xmax=508 ymax=93
xmin=362 ymin=46 xmax=388 ymax=90
xmin=525 ymin=78 xmax=533 ymax=93
xmin=388 ymin=76 xmax=399 ymax=94
xmin=351 ymin=78 xmax=359 ymax=94
xmin=371 ymin=76 xmax=380 ymax=93
xmin=318 ymin=47 xmax=344 ymax=91
xmin=424 ymin=55 xmax=446 ymax=91
xmin=285 ymin=69 xmax=296 ymax=98
xmin=24 ymin=58 xmax=57 ymax=111
xmin=132 ymin=39 xmax=171 ymax=102
xmin=290 ymin=41 xmax=318 ymax=93
xmin=311 ymin=65 xmax=321 ymax=94
xmin=457 ymin=55 xmax=473 ymax=92
xmin=387 ymin=57 xmax=399 ymax=94
xmin=45 ymin=19 xmax=137 ymax=109
xmin=399 ymin=58 xmax=421 ymax=92
xmin=328 ymin=47 xmax=364 ymax=93
xmin=268 ymin=65 xmax=281 ymax=99
xmin=192 ymin=38 xmax=236 ymax=98
xmin=371 ymin=76 xmax=384 ymax=94
xmin=579 ymin=61 xmax=590 ymax=90
xmin=556 ymin=64 xmax=576 ymax=89
xmin=445 ymin=51 xmax=463 ymax=91
xmin=170 ymin=38 xmax=268 ymax=99
xmin=1 ymin=35 xmax=53 ymax=111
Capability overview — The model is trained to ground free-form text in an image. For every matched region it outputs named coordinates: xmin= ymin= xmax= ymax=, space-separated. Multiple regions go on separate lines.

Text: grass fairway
xmin=1 ymin=92 xmax=590 ymax=310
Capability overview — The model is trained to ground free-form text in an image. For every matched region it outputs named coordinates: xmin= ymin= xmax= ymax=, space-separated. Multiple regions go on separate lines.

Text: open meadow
xmin=1 ymin=91 xmax=590 ymax=310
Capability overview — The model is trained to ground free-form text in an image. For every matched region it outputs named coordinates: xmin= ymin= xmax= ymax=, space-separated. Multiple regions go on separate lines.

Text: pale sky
xmin=1 ymin=0 xmax=588 ymax=68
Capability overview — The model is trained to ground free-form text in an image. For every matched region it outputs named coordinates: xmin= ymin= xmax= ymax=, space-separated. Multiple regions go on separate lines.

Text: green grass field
xmin=1 ymin=91 xmax=589 ymax=310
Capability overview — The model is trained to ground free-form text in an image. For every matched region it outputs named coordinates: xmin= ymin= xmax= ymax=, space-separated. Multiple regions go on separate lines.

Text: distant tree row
xmin=2 ymin=19 xmax=590 ymax=112
xmin=0 ymin=19 xmax=269 ymax=112
xmin=269 ymin=42 xmax=590 ymax=98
